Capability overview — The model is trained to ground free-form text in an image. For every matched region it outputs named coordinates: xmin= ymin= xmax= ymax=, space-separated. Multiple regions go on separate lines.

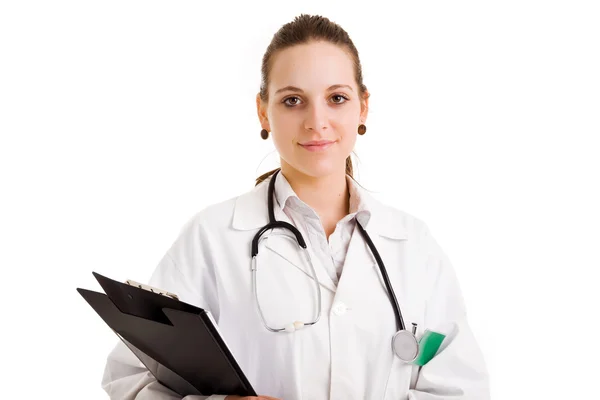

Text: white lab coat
xmin=102 ymin=177 xmax=490 ymax=399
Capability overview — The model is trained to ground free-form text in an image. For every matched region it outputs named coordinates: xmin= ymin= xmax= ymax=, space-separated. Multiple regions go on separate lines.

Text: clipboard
xmin=77 ymin=272 xmax=257 ymax=397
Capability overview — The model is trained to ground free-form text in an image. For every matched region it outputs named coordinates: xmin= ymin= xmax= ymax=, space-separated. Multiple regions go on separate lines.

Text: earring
xmin=358 ymin=124 xmax=367 ymax=135
xmin=261 ymin=129 xmax=269 ymax=140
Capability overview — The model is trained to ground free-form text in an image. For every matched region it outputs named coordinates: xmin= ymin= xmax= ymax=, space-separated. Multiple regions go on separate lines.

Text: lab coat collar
xmin=231 ymin=173 xmax=408 ymax=240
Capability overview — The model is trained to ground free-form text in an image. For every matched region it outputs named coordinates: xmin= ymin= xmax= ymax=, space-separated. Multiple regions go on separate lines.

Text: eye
xmin=282 ymin=94 xmax=350 ymax=107
xmin=331 ymin=94 xmax=350 ymax=104
xmin=282 ymin=96 xmax=302 ymax=107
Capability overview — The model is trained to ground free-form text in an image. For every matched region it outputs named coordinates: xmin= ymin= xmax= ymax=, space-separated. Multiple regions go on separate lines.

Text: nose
xmin=303 ymin=101 xmax=329 ymax=133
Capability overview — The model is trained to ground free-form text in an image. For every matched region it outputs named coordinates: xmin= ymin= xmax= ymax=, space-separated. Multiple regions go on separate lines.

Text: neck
xmin=280 ymin=161 xmax=350 ymax=220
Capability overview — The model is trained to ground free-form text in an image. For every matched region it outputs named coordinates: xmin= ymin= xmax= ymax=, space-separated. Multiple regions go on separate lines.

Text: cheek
xmin=269 ymin=111 xmax=297 ymax=135
xmin=269 ymin=114 xmax=294 ymax=141
xmin=270 ymin=130 xmax=296 ymax=159
xmin=338 ymin=121 xmax=359 ymax=147
xmin=342 ymin=134 xmax=358 ymax=158
xmin=345 ymin=132 xmax=358 ymax=150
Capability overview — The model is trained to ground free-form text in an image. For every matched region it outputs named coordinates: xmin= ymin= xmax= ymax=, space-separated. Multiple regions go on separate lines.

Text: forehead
xmin=269 ymin=41 xmax=355 ymax=93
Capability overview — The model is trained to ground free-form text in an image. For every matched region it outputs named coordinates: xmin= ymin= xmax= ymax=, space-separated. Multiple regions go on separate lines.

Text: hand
xmin=224 ymin=396 xmax=281 ymax=400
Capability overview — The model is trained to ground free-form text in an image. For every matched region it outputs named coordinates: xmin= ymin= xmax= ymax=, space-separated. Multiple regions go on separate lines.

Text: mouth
xmin=299 ymin=140 xmax=336 ymax=152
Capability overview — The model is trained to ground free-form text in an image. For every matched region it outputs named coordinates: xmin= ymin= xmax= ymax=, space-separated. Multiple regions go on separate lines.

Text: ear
xmin=256 ymin=93 xmax=271 ymax=131
xmin=360 ymin=90 xmax=370 ymax=123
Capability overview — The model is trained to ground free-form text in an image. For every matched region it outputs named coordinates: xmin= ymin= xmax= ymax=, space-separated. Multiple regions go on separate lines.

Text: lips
xmin=301 ymin=140 xmax=335 ymax=146
xmin=299 ymin=140 xmax=336 ymax=152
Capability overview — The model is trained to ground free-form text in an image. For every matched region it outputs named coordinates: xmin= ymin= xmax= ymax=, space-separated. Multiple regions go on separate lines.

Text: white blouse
xmin=274 ymin=172 xmax=367 ymax=285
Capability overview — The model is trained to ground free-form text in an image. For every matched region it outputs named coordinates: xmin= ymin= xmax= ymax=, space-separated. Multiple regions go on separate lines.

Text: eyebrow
xmin=274 ymin=84 xmax=354 ymax=95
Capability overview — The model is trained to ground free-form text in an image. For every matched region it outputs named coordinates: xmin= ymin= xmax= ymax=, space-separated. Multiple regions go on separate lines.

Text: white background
xmin=1 ymin=0 xmax=598 ymax=398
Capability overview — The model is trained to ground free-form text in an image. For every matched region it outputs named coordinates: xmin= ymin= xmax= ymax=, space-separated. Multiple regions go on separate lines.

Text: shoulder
xmin=375 ymin=200 xmax=457 ymax=297
xmin=176 ymin=181 xmax=268 ymax=238
xmin=367 ymin=191 xmax=432 ymax=243
xmin=388 ymin=203 xmax=430 ymax=236
xmin=378 ymin=200 xmax=455 ymax=284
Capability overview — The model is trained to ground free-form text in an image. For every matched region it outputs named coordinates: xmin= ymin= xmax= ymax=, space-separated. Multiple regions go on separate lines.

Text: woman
xmin=101 ymin=14 xmax=490 ymax=400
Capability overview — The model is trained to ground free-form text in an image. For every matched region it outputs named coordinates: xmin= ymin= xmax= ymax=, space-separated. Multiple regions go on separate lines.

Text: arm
xmin=101 ymin=339 xmax=226 ymax=400
xmin=408 ymin=226 xmax=490 ymax=399
xmin=101 ymin=217 xmax=227 ymax=400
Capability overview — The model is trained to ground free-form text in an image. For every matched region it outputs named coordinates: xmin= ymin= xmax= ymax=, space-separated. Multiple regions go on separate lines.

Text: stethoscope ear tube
xmin=251 ymin=169 xmax=307 ymax=257
xmin=251 ymin=221 xmax=306 ymax=257
xmin=251 ymin=231 xmax=322 ymax=333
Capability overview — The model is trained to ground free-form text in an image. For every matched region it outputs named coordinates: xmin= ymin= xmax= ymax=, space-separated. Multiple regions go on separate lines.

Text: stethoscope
xmin=250 ymin=169 xmax=420 ymax=363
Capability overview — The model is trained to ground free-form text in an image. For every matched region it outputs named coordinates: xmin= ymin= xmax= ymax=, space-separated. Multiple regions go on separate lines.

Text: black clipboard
xmin=77 ymin=272 xmax=257 ymax=397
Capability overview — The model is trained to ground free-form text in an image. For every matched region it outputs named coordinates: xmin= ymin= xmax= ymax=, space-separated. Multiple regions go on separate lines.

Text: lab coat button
xmin=332 ymin=302 xmax=347 ymax=316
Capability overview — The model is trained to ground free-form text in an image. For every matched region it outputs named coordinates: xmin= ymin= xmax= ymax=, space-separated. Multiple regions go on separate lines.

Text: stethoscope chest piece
xmin=392 ymin=330 xmax=419 ymax=363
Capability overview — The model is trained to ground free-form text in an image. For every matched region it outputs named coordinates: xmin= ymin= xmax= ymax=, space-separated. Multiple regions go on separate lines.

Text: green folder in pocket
xmin=413 ymin=330 xmax=446 ymax=366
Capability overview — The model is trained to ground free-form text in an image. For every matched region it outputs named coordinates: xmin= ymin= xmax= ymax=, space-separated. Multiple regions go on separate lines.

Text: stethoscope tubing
xmin=355 ymin=221 xmax=405 ymax=332
xmin=254 ymin=169 xmax=406 ymax=332
xmin=251 ymin=169 xmax=418 ymax=363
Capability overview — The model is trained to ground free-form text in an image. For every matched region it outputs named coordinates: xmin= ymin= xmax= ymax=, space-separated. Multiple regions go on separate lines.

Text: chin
xmin=287 ymin=159 xmax=343 ymax=178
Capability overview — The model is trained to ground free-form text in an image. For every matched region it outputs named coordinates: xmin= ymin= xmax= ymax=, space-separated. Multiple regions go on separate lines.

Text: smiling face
xmin=257 ymin=40 xmax=369 ymax=179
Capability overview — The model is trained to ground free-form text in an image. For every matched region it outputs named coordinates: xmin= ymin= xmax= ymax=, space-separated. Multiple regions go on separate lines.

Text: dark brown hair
xmin=255 ymin=14 xmax=369 ymax=186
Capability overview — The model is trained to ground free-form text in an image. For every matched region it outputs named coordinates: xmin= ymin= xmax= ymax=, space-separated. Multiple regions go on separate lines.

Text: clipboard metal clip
xmin=125 ymin=279 xmax=179 ymax=300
